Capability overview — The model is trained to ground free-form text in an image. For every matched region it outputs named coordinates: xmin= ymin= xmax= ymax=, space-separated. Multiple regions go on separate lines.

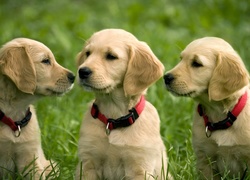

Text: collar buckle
xmin=107 ymin=109 xmax=138 ymax=131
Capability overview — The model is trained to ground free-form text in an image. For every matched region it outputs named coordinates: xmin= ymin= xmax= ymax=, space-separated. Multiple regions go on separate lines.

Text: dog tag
xmin=106 ymin=123 xmax=111 ymax=135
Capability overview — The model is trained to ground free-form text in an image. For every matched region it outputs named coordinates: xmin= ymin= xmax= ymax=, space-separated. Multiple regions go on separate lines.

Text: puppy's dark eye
xmin=191 ymin=60 xmax=203 ymax=68
xmin=106 ymin=53 xmax=117 ymax=60
xmin=41 ymin=59 xmax=51 ymax=65
xmin=85 ymin=51 xmax=91 ymax=57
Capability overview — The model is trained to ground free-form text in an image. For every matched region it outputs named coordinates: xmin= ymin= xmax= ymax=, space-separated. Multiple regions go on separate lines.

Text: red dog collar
xmin=198 ymin=91 xmax=248 ymax=137
xmin=0 ymin=108 xmax=32 ymax=137
xmin=91 ymin=96 xmax=146 ymax=135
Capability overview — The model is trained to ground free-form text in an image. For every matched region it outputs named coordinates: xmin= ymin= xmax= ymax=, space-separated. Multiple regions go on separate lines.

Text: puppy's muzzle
xmin=78 ymin=67 xmax=92 ymax=79
xmin=67 ymin=72 xmax=75 ymax=83
xmin=164 ymin=73 xmax=175 ymax=85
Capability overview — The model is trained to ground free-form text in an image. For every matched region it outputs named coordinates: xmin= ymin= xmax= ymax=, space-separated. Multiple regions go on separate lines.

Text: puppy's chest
xmin=214 ymin=145 xmax=250 ymax=173
xmin=201 ymin=134 xmax=250 ymax=165
xmin=101 ymin=158 xmax=126 ymax=179
xmin=83 ymin=136 xmax=144 ymax=179
xmin=0 ymin=141 xmax=15 ymax=161
xmin=90 ymin=143 xmax=132 ymax=179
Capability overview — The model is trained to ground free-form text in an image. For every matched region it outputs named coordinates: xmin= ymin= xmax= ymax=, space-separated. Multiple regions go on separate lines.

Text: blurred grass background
xmin=0 ymin=0 xmax=249 ymax=179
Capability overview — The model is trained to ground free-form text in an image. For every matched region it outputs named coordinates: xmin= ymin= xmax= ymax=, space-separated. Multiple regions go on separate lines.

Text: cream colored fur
xmin=76 ymin=29 xmax=171 ymax=180
xmin=165 ymin=37 xmax=250 ymax=179
xmin=0 ymin=38 xmax=74 ymax=179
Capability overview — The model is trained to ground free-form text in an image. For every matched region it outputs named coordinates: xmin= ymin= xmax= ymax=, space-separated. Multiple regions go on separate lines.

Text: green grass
xmin=0 ymin=0 xmax=250 ymax=179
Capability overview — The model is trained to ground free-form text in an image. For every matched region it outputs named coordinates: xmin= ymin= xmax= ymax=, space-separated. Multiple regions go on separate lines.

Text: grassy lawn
xmin=0 ymin=0 xmax=250 ymax=179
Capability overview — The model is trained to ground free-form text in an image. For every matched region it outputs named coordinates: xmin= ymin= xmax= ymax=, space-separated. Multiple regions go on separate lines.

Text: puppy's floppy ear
xmin=124 ymin=41 xmax=165 ymax=96
xmin=208 ymin=52 xmax=249 ymax=101
xmin=0 ymin=47 xmax=36 ymax=94
xmin=76 ymin=51 xmax=84 ymax=67
xmin=77 ymin=41 xmax=89 ymax=67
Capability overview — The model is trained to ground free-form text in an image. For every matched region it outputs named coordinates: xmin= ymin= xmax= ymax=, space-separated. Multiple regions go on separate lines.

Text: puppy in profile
xmin=0 ymin=38 xmax=75 ymax=179
xmin=76 ymin=29 xmax=171 ymax=180
xmin=164 ymin=37 xmax=250 ymax=179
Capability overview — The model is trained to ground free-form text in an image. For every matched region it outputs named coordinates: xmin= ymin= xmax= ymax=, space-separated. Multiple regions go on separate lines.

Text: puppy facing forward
xmin=0 ymin=38 xmax=75 ymax=179
xmin=164 ymin=37 xmax=250 ymax=179
xmin=76 ymin=29 xmax=171 ymax=180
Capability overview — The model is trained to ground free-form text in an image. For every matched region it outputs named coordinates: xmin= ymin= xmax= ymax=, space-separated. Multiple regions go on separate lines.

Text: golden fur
xmin=0 ymin=38 xmax=75 ymax=179
xmin=164 ymin=37 xmax=250 ymax=179
xmin=76 ymin=29 xmax=171 ymax=180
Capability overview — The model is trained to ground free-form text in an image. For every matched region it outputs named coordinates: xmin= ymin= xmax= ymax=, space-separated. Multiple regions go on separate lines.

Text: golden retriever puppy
xmin=0 ymin=38 xmax=75 ymax=179
xmin=76 ymin=29 xmax=171 ymax=180
xmin=164 ymin=37 xmax=250 ymax=179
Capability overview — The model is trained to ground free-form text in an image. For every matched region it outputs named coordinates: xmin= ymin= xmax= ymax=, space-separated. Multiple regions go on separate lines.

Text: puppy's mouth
xmin=45 ymin=84 xmax=74 ymax=96
xmin=46 ymin=89 xmax=64 ymax=95
xmin=81 ymin=82 xmax=113 ymax=93
xmin=167 ymin=88 xmax=195 ymax=97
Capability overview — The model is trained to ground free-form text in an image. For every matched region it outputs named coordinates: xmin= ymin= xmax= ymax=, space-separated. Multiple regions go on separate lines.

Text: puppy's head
xmin=164 ymin=37 xmax=249 ymax=101
xmin=0 ymin=38 xmax=75 ymax=96
xmin=77 ymin=29 xmax=164 ymax=96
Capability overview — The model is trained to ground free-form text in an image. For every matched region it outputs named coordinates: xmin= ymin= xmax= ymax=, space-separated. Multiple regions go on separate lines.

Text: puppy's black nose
xmin=164 ymin=73 xmax=175 ymax=85
xmin=67 ymin=72 xmax=75 ymax=83
xmin=78 ymin=67 xmax=92 ymax=79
